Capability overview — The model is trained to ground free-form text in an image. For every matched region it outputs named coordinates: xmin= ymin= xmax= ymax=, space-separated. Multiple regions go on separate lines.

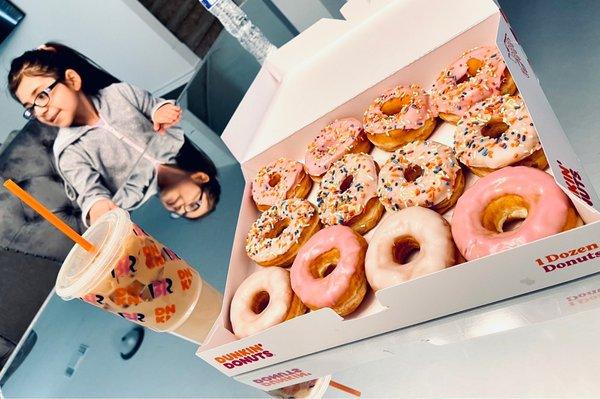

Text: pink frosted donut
xmin=366 ymin=207 xmax=457 ymax=291
xmin=363 ymin=84 xmax=437 ymax=151
xmin=251 ymin=158 xmax=312 ymax=211
xmin=304 ymin=118 xmax=371 ymax=180
xmin=230 ymin=267 xmax=306 ymax=338
xmin=451 ymin=166 xmax=579 ymax=261
xmin=430 ymin=46 xmax=516 ymax=123
xmin=290 ymin=225 xmax=368 ymax=316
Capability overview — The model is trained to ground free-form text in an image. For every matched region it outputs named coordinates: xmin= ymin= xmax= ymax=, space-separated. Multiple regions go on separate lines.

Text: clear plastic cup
xmin=55 ymin=208 xmax=222 ymax=343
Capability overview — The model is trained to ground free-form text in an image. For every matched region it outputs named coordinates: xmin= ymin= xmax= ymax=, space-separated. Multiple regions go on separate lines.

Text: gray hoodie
xmin=53 ymin=82 xmax=184 ymax=227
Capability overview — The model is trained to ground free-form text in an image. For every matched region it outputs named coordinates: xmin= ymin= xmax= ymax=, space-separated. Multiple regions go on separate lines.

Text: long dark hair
xmin=8 ymin=42 xmax=119 ymax=101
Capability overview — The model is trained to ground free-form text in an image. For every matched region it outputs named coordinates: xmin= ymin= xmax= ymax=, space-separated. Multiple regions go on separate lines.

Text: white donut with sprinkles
xmin=454 ymin=94 xmax=547 ymax=176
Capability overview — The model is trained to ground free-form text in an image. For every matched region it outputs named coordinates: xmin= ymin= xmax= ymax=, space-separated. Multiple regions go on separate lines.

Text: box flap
xmin=237 ymin=0 xmax=500 ymax=165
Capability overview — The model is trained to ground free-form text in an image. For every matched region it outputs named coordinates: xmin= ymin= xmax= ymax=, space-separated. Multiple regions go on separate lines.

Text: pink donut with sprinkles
xmin=430 ymin=46 xmax=516 ymax=124
xmin=251 ymin=158 xmax=313 ymax=211
xmin=454 ymin=94 xmax=547 ymax=176
xmin=305 ymin=118 xmax=372 ymax=180
xmin=377 ymin=140 xmax=464 ymax=214
xmin=316 ymin=153 xmax=385 ymax=235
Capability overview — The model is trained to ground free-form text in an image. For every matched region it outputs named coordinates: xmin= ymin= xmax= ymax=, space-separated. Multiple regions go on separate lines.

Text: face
xmin=160 ymin=174 xmax=216 ymax=220
xmin=15 ymin=72 xmax=80 ymax=127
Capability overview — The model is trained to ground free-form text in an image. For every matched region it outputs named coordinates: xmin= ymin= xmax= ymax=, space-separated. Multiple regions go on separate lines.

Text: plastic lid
xmin=55 ymin=208 xmax=132 ymax=300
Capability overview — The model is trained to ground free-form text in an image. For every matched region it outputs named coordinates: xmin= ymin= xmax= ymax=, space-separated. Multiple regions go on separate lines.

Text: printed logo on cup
xmin=148 ymin=278 xmax=174 ymax=299
xmin=214 ymin=343 xmax=274 ymax=369
xmin=82 ymin=293 xmax=105 ymax=306
xmin=252 ymin=368 xmax=312 ymax=387
xmin=143 ymin=242 xmax=166 ymax=269
xmin=155 ymin=304 xmax=177 ymax=324
xmin=557 ymin=160 xmax=594 ymax=207
xmin=132 ymin=225 xmax=148 ymax=237
xmin=534 ymin=242 xmax=600 ymax=273
xmin=111 ymin=255 xmax=137 ymax=278
xmin=177 ymin=268 xmax=194 ymax=291
xmin=118 ymin=312 xmax=145 ymax=322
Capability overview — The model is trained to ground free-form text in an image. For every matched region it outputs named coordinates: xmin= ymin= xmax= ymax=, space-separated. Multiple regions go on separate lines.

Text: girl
xmin=7 ymin=43 xmax=220 ymax=226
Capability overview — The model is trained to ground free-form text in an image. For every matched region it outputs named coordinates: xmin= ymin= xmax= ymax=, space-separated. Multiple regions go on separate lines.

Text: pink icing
xmin=290 ymin=225 xmax=364 ymax=309
xmin=430 ymin=46 xmax=507 ymax=117
xmin=363 ymin=84 xmax=432 ymax=135
xmin=455 ymin=94 xmax=541 ymax=169
xmin=378 ymin=140 xmax=461 ymax=211
xmin=251 ymin=158 xmax=304 ymax=207
xmin=451 ymin=166 xmax=572 ymax=261
xmin=305 ymin=118 xmax=365 ymax=177
xmin=316 ymin=153 xmax=378 ymax=226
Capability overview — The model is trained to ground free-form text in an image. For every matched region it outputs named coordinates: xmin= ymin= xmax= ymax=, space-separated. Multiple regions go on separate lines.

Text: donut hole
xmin=482 ymin=194 xmax=529 ymax=233
xmin=481 ymin=117 xmax=509 ymax=139
xmin=393 ymin=236 xmax=421 ymax=265
xmin=264 ymin=219 xmax=290 ymax=239
xmin=268 ymin=173 xmax=281 ymax=187
xmin=340 ymin=175 xmax=354 ymax=193
xmin=381 ymin=94 xmax=412 ymax=115
xmin=310 ymin=249 xmax=340 ymax=279
xmin=404 ymin=164 xmax=424 ymax=182
xmin=251 ymin=291 xmax=270 ymax=314
xmin=456 ymin=58 xmax=484 ymax=84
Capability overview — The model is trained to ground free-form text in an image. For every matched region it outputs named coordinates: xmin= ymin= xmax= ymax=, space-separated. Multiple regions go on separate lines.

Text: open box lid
xmin=221 ymin=0 xmax=499 ymax=165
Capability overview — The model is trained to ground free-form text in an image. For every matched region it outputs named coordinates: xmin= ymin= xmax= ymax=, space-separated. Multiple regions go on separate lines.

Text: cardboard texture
xmin=196 ymin=0 xmax=600 ymax=381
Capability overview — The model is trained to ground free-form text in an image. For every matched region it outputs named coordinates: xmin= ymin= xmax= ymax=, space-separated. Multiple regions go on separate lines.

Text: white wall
xmin=0 ymin=0 xmax=200 ymax=142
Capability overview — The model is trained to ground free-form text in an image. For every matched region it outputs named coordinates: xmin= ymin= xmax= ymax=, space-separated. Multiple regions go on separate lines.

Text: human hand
xmin=153 ymin=103 xmax=182 ymax=134
xmin=89 ymin=198 xmax=118 ymax=225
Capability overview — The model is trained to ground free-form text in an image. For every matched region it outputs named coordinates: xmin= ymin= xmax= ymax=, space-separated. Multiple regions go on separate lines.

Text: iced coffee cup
xmin=55 ymin=208 xmax=222 ymax=343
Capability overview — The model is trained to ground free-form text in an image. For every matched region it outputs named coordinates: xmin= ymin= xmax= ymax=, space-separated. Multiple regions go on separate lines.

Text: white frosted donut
xmin=365 ymin=207 xmax=456 ymax=291
xmin=230 ymin=268 xmax=305 ymax=338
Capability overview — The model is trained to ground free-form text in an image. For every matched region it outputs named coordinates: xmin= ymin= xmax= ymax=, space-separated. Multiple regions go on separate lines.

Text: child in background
xmin=8 ymin=43 xmax=220 ymax=226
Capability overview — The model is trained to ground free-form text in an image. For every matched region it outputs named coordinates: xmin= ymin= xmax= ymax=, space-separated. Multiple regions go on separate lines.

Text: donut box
xmin=196 ymin=0 xmax=600 ymax=380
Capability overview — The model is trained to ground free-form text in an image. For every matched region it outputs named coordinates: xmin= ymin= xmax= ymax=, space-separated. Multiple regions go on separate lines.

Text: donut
xmin=377 ymin=140 xmax=464 ymax=214
xmin=454 ymin=94 xmax=547 ymax=176
xmin=316 ymin=153 xmax=385 ymax=235
xmin=230 ymin=267 xmax=307 ymax=338
xmin=251 ymin=158 xmax=313 ymax=211
xmin=363 ymin=84 xmax=437 ymax=151
xmin=365 ymin=207 xmax=458 ymax=291
xmin=430 ymin=46 xmax=517 ymax=124
xmin=246 ymin=198 xmax=321 ymax=267
xmin=451 ymin=166 xmax=581 ymax=261
xmin=305 ymin=118 xmax=372 ymax=181
xmin=290 ymin=225 xmax=368 ymax=316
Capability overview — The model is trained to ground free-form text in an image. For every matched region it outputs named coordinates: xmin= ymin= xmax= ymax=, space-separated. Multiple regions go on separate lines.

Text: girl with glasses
xmin=7 ymin=43 xmax=220 ymax=226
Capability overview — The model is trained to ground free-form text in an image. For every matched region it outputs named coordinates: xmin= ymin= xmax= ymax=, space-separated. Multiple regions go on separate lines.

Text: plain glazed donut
xmin=363 ymin=84 xmax=437 ymax=151
xmin=246 ymin=198 xmax=321 ymax=267
xmin=454 ymin=94 xmax=547 ymax=176
xmin=290 ymin=225 xmax=368 ymax=316
xmin=377 ymin=140 xmax=464 ymax=214
xmin=252 ymin=158 xmax=313 ymax=211
xmin=316 ymin=153 xmax=385 ymax=235
xmin=430 ymin=46 xmax=517 ymax=124
xmin=451 ymin=166 xmax=581 ymax=261
xmin=305 ymin=118 xmax=372 ymax=181
xmin=365 ymin=207 xmax=458 ymax=291
xmin=230 ymin=267 xmax=307 ymax=338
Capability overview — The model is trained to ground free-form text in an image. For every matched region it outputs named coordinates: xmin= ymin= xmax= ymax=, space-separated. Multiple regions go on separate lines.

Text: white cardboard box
xmin=196 ymin=0 xmax=600 ymax=379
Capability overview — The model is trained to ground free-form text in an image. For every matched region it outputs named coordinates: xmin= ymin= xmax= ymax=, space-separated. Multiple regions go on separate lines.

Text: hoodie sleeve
xmin=113 ymin=82 xmax=175 ymax=122
xmin=58 ymin=145 xmax=112 ymax=227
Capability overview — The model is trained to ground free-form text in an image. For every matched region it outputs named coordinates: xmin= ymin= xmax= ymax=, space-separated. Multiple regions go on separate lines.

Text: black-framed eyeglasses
xmin=169 ymin=186 xmax=205 ymax=219
xmin=23 ymin=80 xmax=60 ymax=120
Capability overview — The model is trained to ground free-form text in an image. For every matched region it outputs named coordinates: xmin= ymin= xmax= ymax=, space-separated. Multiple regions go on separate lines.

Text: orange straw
xmin=3 ymin=179 xmax=96 ymax=253
xmin=329 ymin=380 xmax=361 ymax=397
